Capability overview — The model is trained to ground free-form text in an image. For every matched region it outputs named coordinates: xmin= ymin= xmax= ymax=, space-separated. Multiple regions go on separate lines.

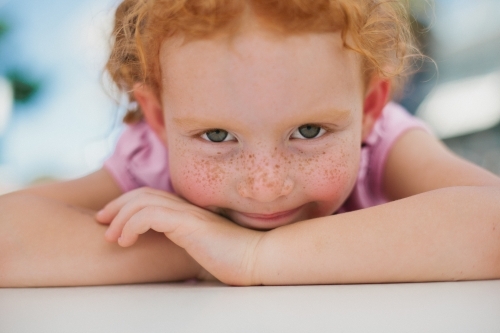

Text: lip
xmin=239 ymin=206 xmax=303 ymax=220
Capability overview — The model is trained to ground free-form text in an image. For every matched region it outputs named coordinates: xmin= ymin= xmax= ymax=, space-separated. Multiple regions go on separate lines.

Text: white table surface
xmin=1 ymin=280 xmax=499 ymax=333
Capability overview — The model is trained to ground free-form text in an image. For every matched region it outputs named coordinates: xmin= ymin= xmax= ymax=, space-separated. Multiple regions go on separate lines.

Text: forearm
xmin=254 ymin=186 xmax=500 ymax=285
xmin=0 ymin=193 xmax=202 ymax=287
xmin=15 ymin=168 xmax=124 ymax=211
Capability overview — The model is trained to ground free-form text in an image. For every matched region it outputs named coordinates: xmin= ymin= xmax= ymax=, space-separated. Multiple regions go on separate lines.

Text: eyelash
xmin=199 ymin=124 xmax=329 ymax=143
xmin=290 ymin=125 xmax=327 ymax=140
xmin=200 ymin=129 xmax=236 ymax=143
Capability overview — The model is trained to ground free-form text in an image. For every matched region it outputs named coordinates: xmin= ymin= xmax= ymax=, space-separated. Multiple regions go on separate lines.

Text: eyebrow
xmin=299 ymin=108 xmax=352 ymax=124
xmin=172 ymin=117 xmax=235 ymax=131
xmin=172 ymin=108 xmax=352 ymax=130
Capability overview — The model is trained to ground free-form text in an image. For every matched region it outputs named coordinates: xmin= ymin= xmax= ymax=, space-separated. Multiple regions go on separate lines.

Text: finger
xmin=104 ymin=194 xmax=165 ymax=242
xmin=96 ymin=187 xmax=183 ymax=224
xmin=104 ymin=191 xmax=191 ymax=242
xmin=118 ymin=205 xmax=203 ymax=248
xmin=97 ymin=187 xmax=183 ymax=225
xmin=95 ymin=190 xmax=140 ymax=224
xmin=116 ymin=205 xmax=264 ymax=286
xmin=95 ymin=209 xmax=112 ymax=224
xmin=117 ymin=206 xmax=178 ymax=247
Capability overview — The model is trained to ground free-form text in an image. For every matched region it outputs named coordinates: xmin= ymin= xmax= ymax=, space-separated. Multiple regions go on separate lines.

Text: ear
xmin=133 ymin=83 xmax=168 ymax=144
xmin=361 ymin=78 xmax=391 ymax=141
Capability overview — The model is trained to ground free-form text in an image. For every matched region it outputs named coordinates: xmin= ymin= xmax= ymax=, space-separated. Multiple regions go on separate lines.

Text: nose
xmin=237 ymin=155 xmax=295 ymax=202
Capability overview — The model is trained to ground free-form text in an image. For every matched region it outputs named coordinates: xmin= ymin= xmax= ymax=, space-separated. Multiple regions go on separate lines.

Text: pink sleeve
xmin=339 ymin=102 xmax=433 ymax=212
xmin=103 ymin=122 xmax=175 ymax=193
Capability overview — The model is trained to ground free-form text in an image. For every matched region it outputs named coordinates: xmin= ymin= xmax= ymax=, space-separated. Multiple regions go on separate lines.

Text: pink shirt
xmin=104 ymin=102 xmax=430 ymax=212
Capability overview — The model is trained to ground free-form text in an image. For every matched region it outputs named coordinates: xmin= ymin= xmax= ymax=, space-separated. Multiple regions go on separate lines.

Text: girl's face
xmin=159 ymin=25 xmax=366 ymax=230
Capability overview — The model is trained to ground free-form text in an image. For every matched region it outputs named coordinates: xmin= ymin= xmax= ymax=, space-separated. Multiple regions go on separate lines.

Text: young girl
xmin=1 ymin=0 xmax=499 ymax=287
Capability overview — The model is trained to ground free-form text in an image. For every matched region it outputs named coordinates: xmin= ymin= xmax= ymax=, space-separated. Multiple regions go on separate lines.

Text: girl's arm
xmin=16 ymin=168 xmax=123 ymax=211
xmin=106 ymin=129 xmax=500 ymax=285
xmin=382 ymin=129 xmax=500 ymax=200
xmin=253 ymin=130 xmax=500 ymax=284
xmin=255 ymin=129 xmax=500 ymax=284
xmin=254 ymin=185 xmax=500 ymax=285
xmin=0 ymin=169 xmax=206 ymax=287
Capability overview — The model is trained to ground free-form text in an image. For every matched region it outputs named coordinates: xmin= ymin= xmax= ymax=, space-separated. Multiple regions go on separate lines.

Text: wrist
xmin=248 ymin=230 xmax=268 ymax=286
xmin=196 ymin=267 xmax=218 ymax=282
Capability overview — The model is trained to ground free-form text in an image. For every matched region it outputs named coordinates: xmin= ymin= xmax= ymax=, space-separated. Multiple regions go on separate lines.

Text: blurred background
xmin=0 ymin=0 xmax=500 ymax=193
xmin=0 ymin=0 xmax=121 ymax=193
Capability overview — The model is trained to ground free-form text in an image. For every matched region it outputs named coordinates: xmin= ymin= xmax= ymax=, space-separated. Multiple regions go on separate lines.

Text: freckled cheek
xmin=299 ymin=148 xmax=360 ymax=209
xmin=169 ymin=153 xmax=234 ymax=207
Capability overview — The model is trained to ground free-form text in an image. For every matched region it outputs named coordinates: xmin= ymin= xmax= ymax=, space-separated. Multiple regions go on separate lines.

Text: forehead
xmin=158 ymin=25 xmax=363 ymax=121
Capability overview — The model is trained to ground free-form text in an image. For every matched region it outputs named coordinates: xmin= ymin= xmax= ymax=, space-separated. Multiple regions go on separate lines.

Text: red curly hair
xmin=106 ymin=0 xmax=420 ymax=123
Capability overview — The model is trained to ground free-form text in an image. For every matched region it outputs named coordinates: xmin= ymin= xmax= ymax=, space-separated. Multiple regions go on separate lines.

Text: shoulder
xmin=364 ymin=102 xmax=431 ymax=149
xmin=383 ymin=124 xmax=500 ymax=201
xmin=103 ymin=122 xmax=175 ymax=193
xmin=364 ymin=102 xmax=432 ymax=186
xmin=340 ymin=102 xmax=432 ymax=212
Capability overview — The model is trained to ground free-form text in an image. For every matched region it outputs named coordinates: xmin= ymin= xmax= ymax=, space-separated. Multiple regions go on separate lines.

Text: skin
xmin=2 ymin=14 xmax=499 ymax=287
xmin=96 ymin=17 xmax=500 ymax=286
xmin=121 ymin=26 xmax=382 ymax=231
xmin=0 ymin=169 xmax=212 ymax=287
xmin=165 ymin=35 xmax=361 ymax=230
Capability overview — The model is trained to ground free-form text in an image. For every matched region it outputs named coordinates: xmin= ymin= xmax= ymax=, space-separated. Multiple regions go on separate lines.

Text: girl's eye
xmin=291 ymin=124 xmax=326 ymax=139
xmin=201 ymin=129 xmax=235 ymax=142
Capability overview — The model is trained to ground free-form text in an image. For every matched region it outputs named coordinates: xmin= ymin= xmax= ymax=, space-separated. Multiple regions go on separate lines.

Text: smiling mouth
xmin=239 ymin=206 xmax=302 ymax=220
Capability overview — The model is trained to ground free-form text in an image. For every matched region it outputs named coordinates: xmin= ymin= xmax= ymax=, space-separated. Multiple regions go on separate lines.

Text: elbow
xmin=0 ymin=192 xmax=38 ymax=287
xmin=0 ymin=193 xmax=19 ymax=287
xmin=488 ymin=187 xmax=500 ymax=278
xmin=0 ymin=242 xmax=14 ymax=288
xmin=491 ymin=219 xmax=500 ymax=280
xmin=472 ymin=210 xmax=500 ymax=281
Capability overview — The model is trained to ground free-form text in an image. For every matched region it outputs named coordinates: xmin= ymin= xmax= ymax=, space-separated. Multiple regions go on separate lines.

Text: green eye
xmin=202 ymin=129 xmax=232 ymax=142
xmin=291 ymin=124 xmax=325 ymax=139
xmin=299 ymin=125 xmax=321 ymax=138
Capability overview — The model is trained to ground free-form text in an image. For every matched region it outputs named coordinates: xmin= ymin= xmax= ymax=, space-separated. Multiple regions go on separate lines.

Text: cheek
xmin=298 ymin=141 xmax=360 ymax=209
xmin=168 ymin=148 xmax=234 ymax=207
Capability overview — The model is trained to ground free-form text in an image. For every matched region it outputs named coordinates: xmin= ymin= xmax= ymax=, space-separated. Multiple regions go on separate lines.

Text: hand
xmin=95 ymin=187 xmax=265 ymax=285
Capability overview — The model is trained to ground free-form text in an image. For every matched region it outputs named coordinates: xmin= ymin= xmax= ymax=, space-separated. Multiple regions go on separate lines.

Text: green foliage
xmin=6 ymin=71 xmax=41 ymax=103
xmin=0 ymin=19 xmax=42 ymax=104
xmin=0 ymin=20 xmax=8 ymax=38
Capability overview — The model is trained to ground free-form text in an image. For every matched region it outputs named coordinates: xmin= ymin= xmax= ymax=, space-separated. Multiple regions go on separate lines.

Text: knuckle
xmin=142 ymin=205 xmax=167 ymax=218
xmin=139 ymin=186 xmax=162 ymax=196
xmin=191 ymin=210 xmax=211 ymax=223
xmin=131 ymin=187 xmax=156 ymax=200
